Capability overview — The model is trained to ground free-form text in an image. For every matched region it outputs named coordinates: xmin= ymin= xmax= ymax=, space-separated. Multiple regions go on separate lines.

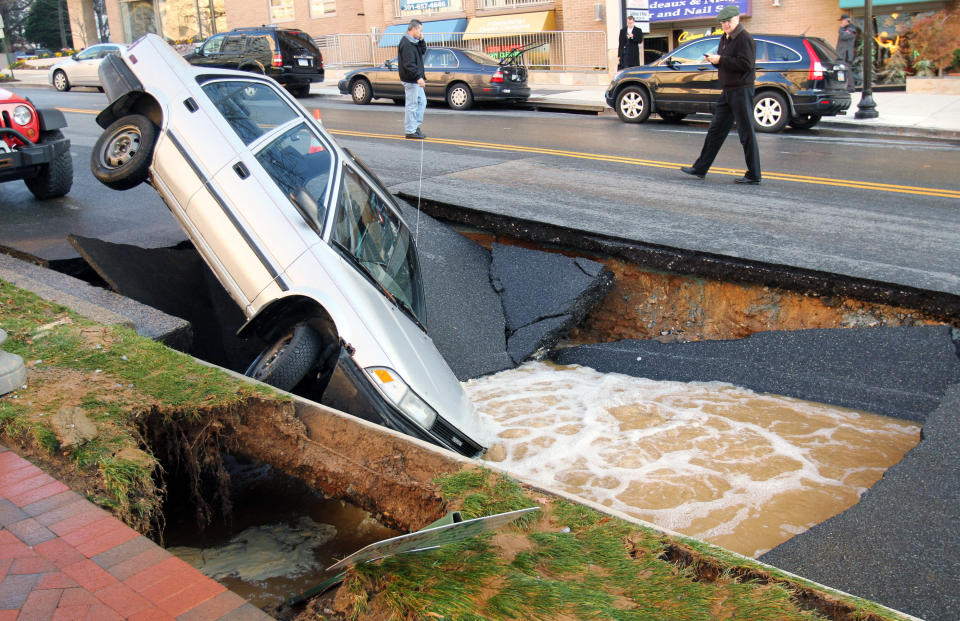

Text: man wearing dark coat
xmin=617 ymin=16 xmax=642 ymax=70
xmin=837 ymin=14 xmax=859 ymax=92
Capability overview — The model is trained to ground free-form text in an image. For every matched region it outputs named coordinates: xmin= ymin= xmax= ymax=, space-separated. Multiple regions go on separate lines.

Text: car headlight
xmin=12 ymin=105 xmax=32 ymax=126
xmin=366 ymin=367 xmax=438 ymax=429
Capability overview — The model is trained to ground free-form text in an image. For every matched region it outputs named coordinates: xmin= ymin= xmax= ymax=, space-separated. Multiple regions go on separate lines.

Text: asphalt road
xmin=1 ymin=86 xmax=958 ymax=299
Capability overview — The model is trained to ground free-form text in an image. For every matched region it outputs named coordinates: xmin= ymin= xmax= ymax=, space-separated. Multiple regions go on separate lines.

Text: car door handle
xmin=697 ymin=66 xmax=713 ymax=71
xmin=755 ymin=66 xmax=767 ymax=71
xmin=233 ymin=162 xmax=250 ymax=179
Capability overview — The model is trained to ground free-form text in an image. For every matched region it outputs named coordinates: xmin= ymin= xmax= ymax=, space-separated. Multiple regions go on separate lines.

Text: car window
xmin=665 ymin=39 xmax=719 ymax=64
xmin=757 ymin=40 xmax=801 ymax=62
xmin=103 ymin=46 xmax=121 ymax=57
xmin=332 ymin=166 xmax=425 ymax=324
xmin=462 ymin=50 xmax=499 ymax=66
xmin=202 ymin=80 xmax=299 ymax=145
xmin=202 ymin=35 xmax=225 ymax=55
xmin=75 ymin=46 xmax=102 ymax=61
xmin=424 ymin=49 xmax=457 ymax=69
xmin=255 ymin=122 xmax=333 ymax=233
xmin=221 ymin=35 xmax=246 ymax=54
xmin=245 ymin=35 xmax=273 ymax=55
xmin=806 ymin=38 xmax=840 ymax=62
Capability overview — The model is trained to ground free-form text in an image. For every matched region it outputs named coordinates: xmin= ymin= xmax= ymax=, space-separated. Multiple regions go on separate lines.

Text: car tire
xmin=24 ymin=130 xmax=73 ymax=200
xmin=789 ymin=114 xmax=822 ymax=130
xmin=90 ymin=114 xmax=157 ymax=191
xmin=753 ymin=90 xmax=789 ymax=133
xmin=287 ymin=84 xmax=310 ymax=98
xmin=351 ymin=78 xmax=372 ymax=105
xmin=244 ymin=323 xmax=322 ymax=391
xmin=52 ymin=70 xmax=70 ymax=92
xmin=615 ymin=85 xmax=651 ymax=123
xmin=659 ymin=111 xmax=687 ymax=123
xmin=446 ymin=83 xmax=473 ymax=111
xmin=392 ymin=98 xmax=404 ymax=106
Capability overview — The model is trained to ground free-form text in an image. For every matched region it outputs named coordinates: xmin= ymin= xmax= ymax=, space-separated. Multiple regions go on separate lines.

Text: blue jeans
xmin=403 ymin=82 xmax=426 ymax=134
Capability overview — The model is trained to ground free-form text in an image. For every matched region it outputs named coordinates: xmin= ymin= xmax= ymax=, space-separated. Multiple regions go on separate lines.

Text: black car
xmin=605 ymin=34 xmax=851 ymax=132
xmin=338 ymin=45 xmax=536 ymax=111
xmin=185 ymin=26 xmax=323 ymax=97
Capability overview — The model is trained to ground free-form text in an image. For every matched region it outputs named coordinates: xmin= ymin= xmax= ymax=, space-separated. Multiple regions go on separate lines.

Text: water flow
xmin=466 ymin=362 xmax=920 ymax=558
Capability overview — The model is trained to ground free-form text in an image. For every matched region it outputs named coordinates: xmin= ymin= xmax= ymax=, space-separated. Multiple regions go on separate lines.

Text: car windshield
xmin=201 ymin=80 xmax=298 ymax=145
xmin=462 ymin=50 xmax=499 ymax=66
xmin=332 ymin=165 xmax=425 ymax=325
xmin=255 ymin=122 xmax=333 ymax=233
xmin=663 ymin=38 xmax=719 ymax=64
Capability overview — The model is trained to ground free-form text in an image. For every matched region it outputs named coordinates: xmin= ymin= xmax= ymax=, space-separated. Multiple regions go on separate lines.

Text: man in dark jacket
xmin=837 ymin=14 xmax=859 ymax=92
xmin=617 ymin=15 xmax=642 ymax=70
xmin=681 ymin=5 xmax=761 ymax=184
xmin=398 ymin=19 xmax=427 ymax=139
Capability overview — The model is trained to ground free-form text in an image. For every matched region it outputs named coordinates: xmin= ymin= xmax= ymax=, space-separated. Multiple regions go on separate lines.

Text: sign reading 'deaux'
xmin=649 ymin=0 xmax=751 ymax=23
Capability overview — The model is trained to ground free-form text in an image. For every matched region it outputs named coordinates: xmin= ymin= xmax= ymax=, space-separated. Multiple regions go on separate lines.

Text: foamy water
xmin=465 ymin=362 xmax=920 ymax=558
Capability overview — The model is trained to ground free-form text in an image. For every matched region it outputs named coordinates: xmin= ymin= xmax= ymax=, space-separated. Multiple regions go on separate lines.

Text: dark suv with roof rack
xmin=185 ymin=26 xmax=323 ymax=97
xmin=605 ymin=34 xmax=850 ymax=132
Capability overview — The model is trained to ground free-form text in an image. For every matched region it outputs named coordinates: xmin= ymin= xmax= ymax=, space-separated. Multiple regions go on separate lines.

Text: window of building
xmin=269 ymin=0 xmax=295 ymax=22
xmin=310 ymin=0 xmax=336 ymax=18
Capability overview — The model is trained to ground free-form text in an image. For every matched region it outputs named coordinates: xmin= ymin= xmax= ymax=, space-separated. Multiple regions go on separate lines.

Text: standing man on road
xmin=837 ymin=14 xmax=859 ymax=92
xmin=680 ymin=5 xmax=761 ymax=185
xmin=399 ymin=19 xmax=427 ymax=140
xmin=617 ymin=15 xmax=643 ymax=70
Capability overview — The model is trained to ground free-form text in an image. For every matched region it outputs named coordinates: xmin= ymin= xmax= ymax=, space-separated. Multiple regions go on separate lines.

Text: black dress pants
xmin=692 ymin=86 xmax=761 ymax=181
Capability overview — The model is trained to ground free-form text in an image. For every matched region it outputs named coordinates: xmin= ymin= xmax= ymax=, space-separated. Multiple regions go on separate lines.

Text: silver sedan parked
xmin=89 ymin=34 xmax=486 ymax=457
xmin=49 ymin=43 xmax=128 ymax=92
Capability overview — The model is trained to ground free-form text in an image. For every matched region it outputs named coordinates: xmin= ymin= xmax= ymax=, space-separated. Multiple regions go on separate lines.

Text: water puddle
xmin=467 ymin=361 xmax=921 ymax=558
xmin=164 ymin=457 xmax=399 ymax=611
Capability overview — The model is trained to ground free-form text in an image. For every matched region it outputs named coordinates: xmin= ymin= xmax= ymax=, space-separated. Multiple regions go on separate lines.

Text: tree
xmin=0 ymin=0 xmax=36 ymax=48
xmin=907 ymin=9 xmax=960 ymax=76
xmin=24 ymin=0 xmax=71 ymax=50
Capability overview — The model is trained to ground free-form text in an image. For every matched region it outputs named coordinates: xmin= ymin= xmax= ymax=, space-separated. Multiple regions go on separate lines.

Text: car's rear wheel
xmin=288 ymin=83 xmax=310 ymax=98
xmin=753 ymin=91 xmax=789 ymax=133
xmin=616 ymin=86 xmax=650 ymax=123
xmin=446 ymin=83 xmax=473 ymax=111
xmin=659 ymin=111 xmax=687 ymax=123
xmin=52 ymin=70 xmax=70 ymax=92
xmin=24 ymin=130 xmax=72 ymax=200
xmin=90 ymin=114 xmax=157 ymax=191
xmin=392 ymin=98 xmax=404 ymax=106
xmin=351 ymin=78 xmax=372 ymax=105
xmin=789 ymin=114 xmax=822 ymax=130
xmin=245 ymin=323 xmax=322 ymax=391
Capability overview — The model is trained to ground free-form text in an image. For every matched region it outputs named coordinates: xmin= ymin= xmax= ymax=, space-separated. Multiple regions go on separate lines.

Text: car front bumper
xmin=794 ymin=91 xmax=852 ymax=116
xmin=0 ymin=133 xmax=71 ymax=183
xmin=337 ymin=79 xmax=349 ymax=95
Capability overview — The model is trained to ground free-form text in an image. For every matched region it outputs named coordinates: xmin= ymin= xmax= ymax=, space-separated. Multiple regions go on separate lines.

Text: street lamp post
xmin=855 ymin=0 xmax=879 ymax=118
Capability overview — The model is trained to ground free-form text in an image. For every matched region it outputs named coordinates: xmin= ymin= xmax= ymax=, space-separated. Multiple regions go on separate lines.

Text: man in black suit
xmin=618 ymin=16 xmax=643 ymax=70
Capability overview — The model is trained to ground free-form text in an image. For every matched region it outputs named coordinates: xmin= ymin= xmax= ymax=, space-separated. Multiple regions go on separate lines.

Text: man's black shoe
xmin=405 ymin=132 xmax=424 ymax=140
xmin=733 ymin=177 xmax=761 ymax=185
xmin=680 ymin=166 xmax=705 ymax=179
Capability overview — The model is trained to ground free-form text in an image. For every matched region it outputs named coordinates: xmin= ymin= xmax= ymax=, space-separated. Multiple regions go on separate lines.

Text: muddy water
xmin=164 ymin=457 xmax=399 ymax=612
xmin=467 ymin=362 xmax=920 ymax=558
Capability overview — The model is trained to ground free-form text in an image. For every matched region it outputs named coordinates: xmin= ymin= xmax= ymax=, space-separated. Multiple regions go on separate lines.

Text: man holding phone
xmin=681 ymin=5 xmax=761 ymax=185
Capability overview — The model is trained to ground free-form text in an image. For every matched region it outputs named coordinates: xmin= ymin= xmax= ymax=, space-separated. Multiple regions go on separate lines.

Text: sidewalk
xmin=0 ymin=444 xmax=271 ymax=620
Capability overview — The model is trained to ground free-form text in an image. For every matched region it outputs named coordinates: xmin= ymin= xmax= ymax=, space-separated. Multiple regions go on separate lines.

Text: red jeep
xmin=0 ymin=87 xmax=72 ymax=199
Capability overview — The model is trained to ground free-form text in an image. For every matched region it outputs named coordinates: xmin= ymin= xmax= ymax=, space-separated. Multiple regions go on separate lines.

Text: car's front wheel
xmin=25 ymin=130 xmax=72 ymax=200
xmin=351 ymin=78 xmax=372 ymax=105
xmin=616 ymin=86 xmax=651 ymax=123
xmin=789 ymin=114 xmax=822 ymax=130
xmin=90 ymin=114 xmax=157 ymax=191
xmin=753 ymin=91 xmax=789 ymax=133
xmin=52 ymin=70 xmax=70 ymax=92
xmin=447 ymin=83 xmax=473 ymax=110
xmin=245 ymin=323 xmax=322 ymax=391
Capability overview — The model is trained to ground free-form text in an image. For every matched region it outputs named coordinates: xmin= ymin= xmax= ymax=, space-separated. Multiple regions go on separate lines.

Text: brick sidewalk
xmin=0 ymin=444 xmax=273 ymax=620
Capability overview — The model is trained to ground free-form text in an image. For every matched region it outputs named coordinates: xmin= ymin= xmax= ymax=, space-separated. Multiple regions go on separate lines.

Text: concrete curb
xmin=0 ymin=328 xmax=27 ymax=396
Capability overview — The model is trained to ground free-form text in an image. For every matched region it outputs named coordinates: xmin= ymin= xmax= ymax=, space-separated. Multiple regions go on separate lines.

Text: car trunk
xmin=280 ymin=32 xmax=322 ymax=76
xmin=805 ymin=37 xmax=848 ymax=91
xmin=498 ymin=65 xmax=527 ymax=85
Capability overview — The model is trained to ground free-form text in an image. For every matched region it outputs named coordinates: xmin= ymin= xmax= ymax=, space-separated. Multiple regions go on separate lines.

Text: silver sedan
xmin=48 ymin=43 xmax=128 ymax=92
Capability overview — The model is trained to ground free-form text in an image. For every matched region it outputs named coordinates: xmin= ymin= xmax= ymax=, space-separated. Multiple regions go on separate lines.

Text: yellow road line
xmin=56 ymin=107 xmax=99 ymax=115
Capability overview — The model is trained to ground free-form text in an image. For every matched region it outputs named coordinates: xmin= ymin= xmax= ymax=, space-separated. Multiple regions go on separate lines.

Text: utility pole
xmin=855 ymin=0 xmax=879 ymax=118
xmin=57 ymin=0 xmax=67 ymax=49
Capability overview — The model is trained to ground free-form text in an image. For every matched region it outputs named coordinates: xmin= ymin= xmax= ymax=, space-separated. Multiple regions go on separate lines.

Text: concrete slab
xmin=552 ymin=326 xmax=960 ymax=423
xmin=0 ymin=252 xmax=191 ymax=349
xmin=0 ymin=329 xmax=27 ymax=396
xmin=760 ymin=381 xmax=960 ymax=621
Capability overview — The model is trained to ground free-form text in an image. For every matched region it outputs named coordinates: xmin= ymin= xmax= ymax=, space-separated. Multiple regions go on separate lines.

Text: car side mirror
xmin=194 ymin=44 xmax=203 ymax=55
xmin=384 ymin=59 xmax=393 ymax=68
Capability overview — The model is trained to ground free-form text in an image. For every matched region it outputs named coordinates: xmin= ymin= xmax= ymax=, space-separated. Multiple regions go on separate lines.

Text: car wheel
xmin=446 ymin=83 xmax=473 ymax=111
xmin=24 ymin=130 xmax=73 ymax=200
xmin=789 ymin=114 xmax=822 ymax=130
xmin=351 ymin=78 xmax=372 ymax=105
xmin=52 ymin=70 xmax=70 ymax=92
xmin=287 ymin=84 xmax=310 ymax=98
xmin=90 ymin=114 xmax=157 ymax=191
xmin=615 ymin=86 xmax=651 ymax=123
xmin=244 ymin=323 xmax=322 ymax=391
xmin=392 ymin=98 xmax=404 ymax=106
xmin=753 ymin=91 xmax=789 ymax=133
xmin=659 ymin=111 xmax=687 ymax=123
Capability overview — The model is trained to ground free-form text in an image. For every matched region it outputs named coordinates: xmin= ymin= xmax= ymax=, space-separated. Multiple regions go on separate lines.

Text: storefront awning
xmin=839 ymin=0 xmax=940 ymax=6
xmin=379 ymin=18 xmax=468 ymax=48
xmin=462 ymin=11 xmax=556 ymax=40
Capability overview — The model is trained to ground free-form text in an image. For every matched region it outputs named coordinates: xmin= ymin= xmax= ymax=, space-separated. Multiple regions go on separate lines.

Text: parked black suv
xmin=185 ymin=26 xmax=324 ymax=97
xmin=605 ymin=34 xmax=850 ymax=132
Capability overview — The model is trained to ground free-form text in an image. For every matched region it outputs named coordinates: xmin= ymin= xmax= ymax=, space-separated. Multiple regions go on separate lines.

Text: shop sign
xmin=676 ymin=26 xmax=722 ymax=42
xmin=650 ymin=0 xmax=751 ymax=23
xmin=400 ymin=0 xmax=450 ymax=11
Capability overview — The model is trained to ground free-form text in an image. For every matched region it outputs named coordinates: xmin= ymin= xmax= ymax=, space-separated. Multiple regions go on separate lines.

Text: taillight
xmin=491 ymin=69 xmax=503 ymax=83
xmin=272 ymin=53 xmax=283 ymax=67
xmin=802 ymin=39 xmax=823 ymax=81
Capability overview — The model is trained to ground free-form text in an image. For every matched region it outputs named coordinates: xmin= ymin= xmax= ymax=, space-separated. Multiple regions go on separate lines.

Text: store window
xmin=269 ymin=0 xmax=295 ymax=22
xmin=310 ymin=0 xmax=336 ymax=17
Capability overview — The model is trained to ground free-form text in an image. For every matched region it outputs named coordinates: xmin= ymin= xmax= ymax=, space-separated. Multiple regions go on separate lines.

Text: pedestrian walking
xmin=398 ymin=19 xmax=427 ymax=139
xmin=617 ymin=16 xmax=643 ymax=70
xmin=680 ymin=5 xmax=761 ymax=185
xmin=837 ymin=14 xmax=860 ymax=92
